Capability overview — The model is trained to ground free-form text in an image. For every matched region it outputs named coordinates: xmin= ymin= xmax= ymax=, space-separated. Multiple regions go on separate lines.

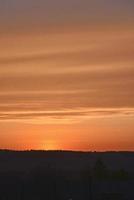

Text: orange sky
xmin=0 ymin=0 xmax=134 ymax=151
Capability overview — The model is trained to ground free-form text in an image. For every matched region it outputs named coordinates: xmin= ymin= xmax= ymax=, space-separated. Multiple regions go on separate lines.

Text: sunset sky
xmin=0 ymin=0 xmax=134 ymax=151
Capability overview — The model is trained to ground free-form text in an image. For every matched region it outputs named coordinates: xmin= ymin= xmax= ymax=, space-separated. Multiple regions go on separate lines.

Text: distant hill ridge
xmin=0 ymin=150 xmax=134 ymax=172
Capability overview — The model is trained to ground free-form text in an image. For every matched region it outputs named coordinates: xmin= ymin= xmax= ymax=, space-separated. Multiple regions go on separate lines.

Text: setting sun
xmin=40 ymin=141 xmax=60 ymax=151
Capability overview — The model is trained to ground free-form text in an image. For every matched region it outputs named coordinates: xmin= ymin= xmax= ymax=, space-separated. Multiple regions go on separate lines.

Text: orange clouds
xmin=0 ymin=26 xmax=134 ymax=111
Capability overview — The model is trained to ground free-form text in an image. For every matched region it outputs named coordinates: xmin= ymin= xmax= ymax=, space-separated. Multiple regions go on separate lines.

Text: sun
xmin=41 ymin=141 xmax=59 ymax=151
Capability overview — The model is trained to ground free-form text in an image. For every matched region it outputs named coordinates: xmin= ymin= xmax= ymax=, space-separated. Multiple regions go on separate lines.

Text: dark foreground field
xmin=0 ymin=150 xmax=134 ymax=200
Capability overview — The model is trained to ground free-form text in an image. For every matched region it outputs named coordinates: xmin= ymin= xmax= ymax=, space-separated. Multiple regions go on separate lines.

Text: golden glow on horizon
xmin=40 ymin=141 xmax=60 ymax=151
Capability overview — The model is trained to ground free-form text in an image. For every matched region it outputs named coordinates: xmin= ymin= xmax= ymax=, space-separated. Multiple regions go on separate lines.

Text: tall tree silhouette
xmin=93 ymin=158 xmax=108 ymax=180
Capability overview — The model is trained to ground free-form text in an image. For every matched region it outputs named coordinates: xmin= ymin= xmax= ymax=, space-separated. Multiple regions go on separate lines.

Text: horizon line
xmin=0 ymin=149 xmax=134 ymax=153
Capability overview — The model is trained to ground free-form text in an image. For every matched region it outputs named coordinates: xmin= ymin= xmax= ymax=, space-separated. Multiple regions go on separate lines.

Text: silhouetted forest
xmin=0 ymin=150 xmax=134 ymax=200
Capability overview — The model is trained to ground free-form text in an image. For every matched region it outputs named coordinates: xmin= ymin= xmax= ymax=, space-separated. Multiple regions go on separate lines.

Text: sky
xmin=0 ymin=0 xmax=134 ymax=151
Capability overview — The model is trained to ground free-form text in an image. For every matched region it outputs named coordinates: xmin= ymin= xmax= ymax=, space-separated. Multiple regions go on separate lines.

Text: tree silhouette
xmin=93 ymin=158 xmax=108 ymax=180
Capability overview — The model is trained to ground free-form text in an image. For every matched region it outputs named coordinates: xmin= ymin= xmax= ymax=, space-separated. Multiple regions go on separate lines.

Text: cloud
xmin=0 ymin=67 xmax=134 ymax=92
xmin=0 ymin=63 xmax=134 ymax=112
xmin=0 ymin=8 xmax=134 ymax=126
xmin=0 ymin=107 xmax=134 ymax=124
xmin=0 ymin=25 xmax=134 ymax=67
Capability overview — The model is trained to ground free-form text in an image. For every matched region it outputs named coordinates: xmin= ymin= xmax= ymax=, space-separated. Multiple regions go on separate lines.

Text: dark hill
xmin=0 ymin=150 xmax=133 ymax=200
xmin=0 ymin=150 xmax=134 ymax=172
